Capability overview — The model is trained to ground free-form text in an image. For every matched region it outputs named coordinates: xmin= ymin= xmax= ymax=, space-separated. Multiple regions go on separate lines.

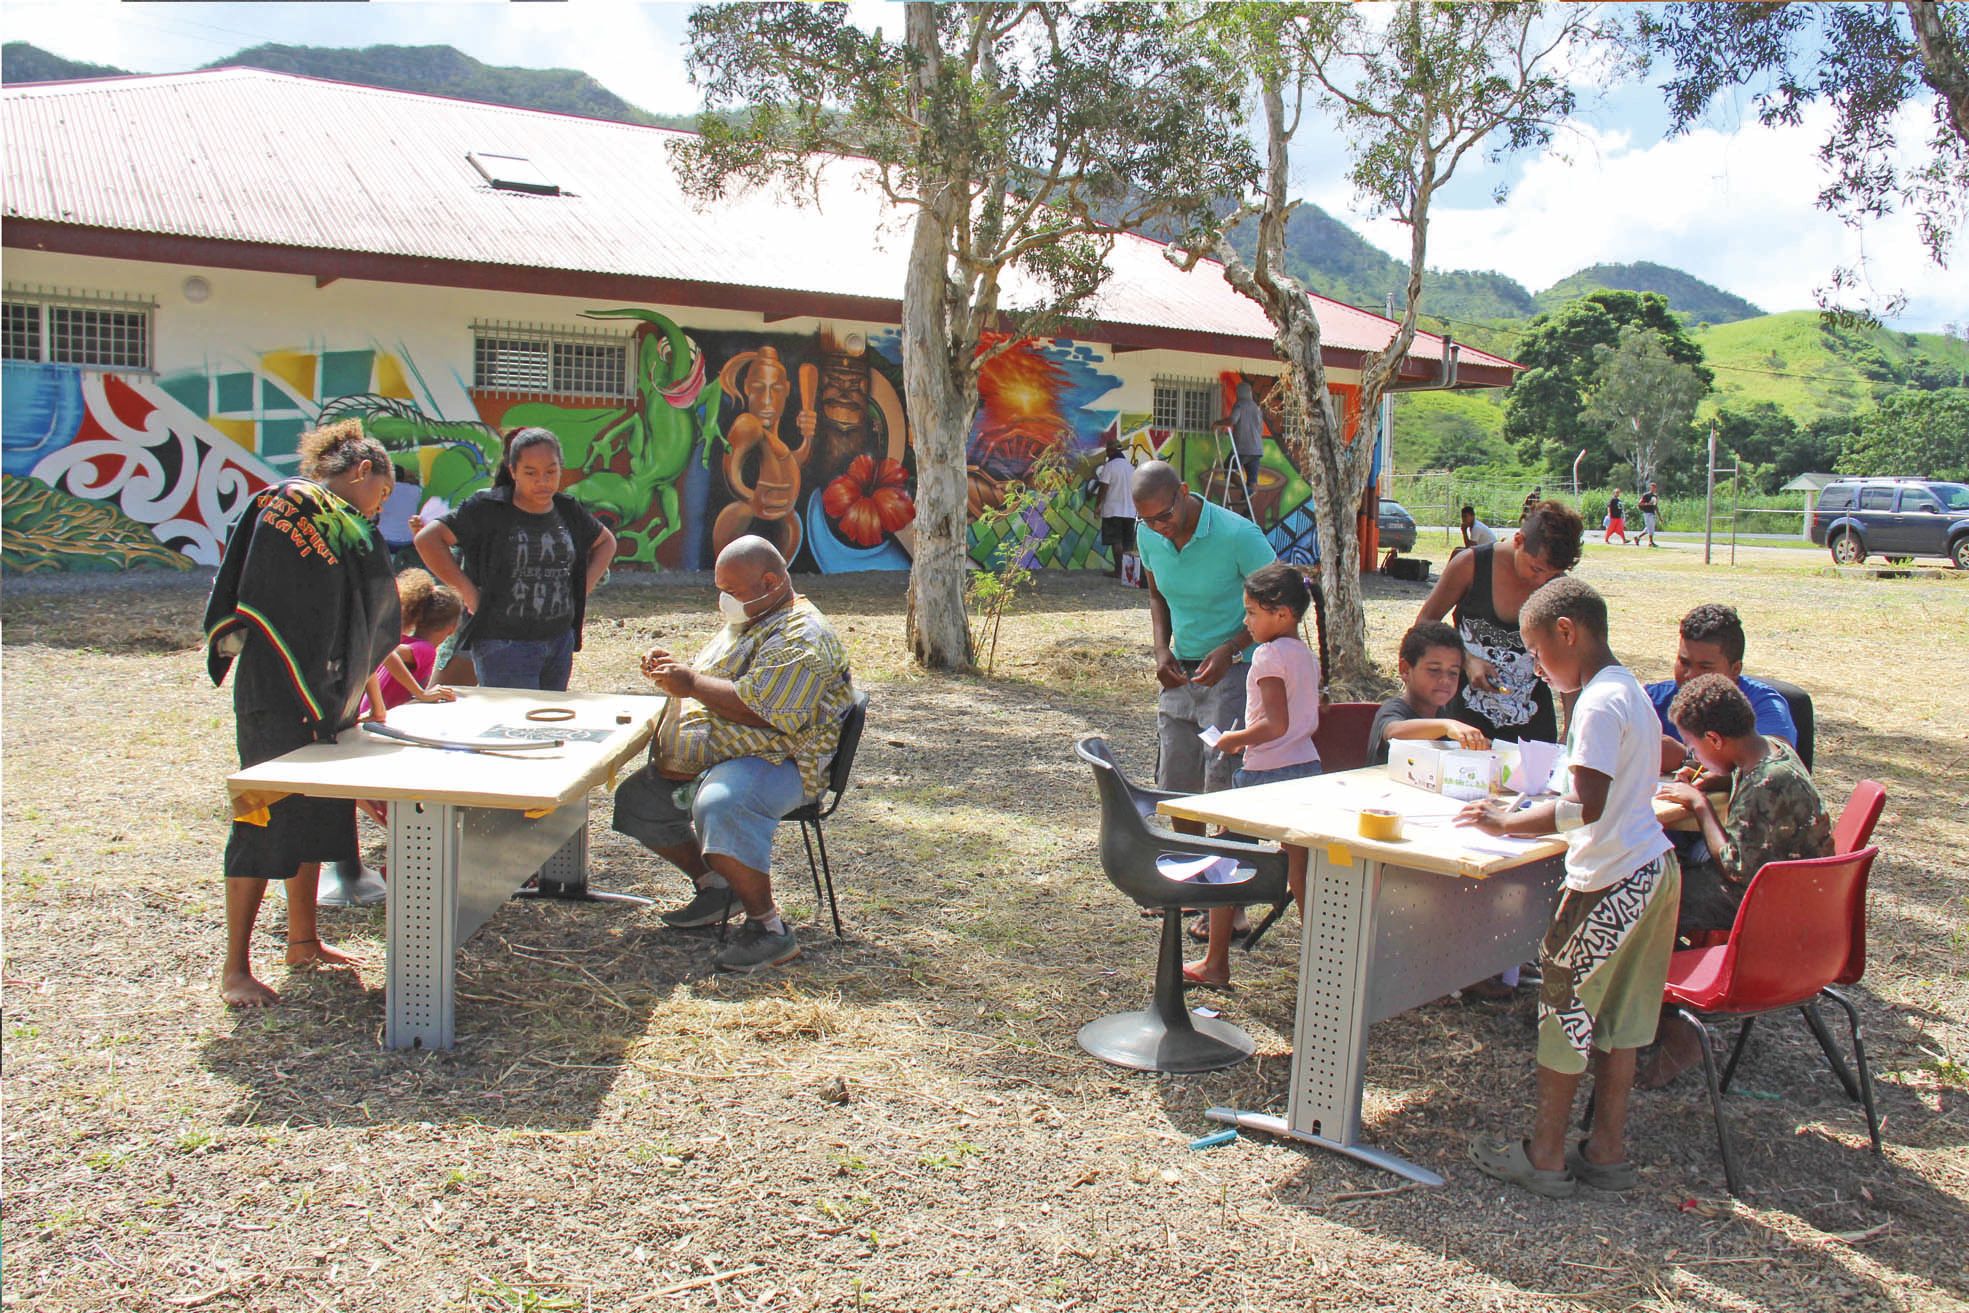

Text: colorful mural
xmin=2 ymin=362 xmax=275 ymax=568
xmin=0 ymin=309 xmax=1366 ymax=576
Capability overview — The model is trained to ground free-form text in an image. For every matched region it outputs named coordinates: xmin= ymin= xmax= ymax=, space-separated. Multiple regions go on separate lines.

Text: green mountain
xmin=1535 ymin=261 xmax=1762 ymax=325
xmin=1693 ymin=311 xmax=1969 ymax=425
xmin=2 ymin=40 xmax=701 ymax=130
xmin=2 ymin=41 xmax=130 ymax=83
xmin=1227 ymin=203 xmax=1539 ymax=321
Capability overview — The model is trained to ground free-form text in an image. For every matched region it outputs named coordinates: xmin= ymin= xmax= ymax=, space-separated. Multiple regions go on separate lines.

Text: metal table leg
xmin=385 ymin=797 xmax=602 ymax=1051
xmin=1209 ymin=849 xmax=1564 ymax=1186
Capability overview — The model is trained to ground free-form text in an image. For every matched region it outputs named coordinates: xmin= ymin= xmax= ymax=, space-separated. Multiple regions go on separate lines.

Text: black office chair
xmin=1075 ymin=737 xmax=1289 ymax=1073
xmin=782 ymin=688 xmax=870 ymax=938
xmin=1760 ymin=677 xmax=1814 ymax=770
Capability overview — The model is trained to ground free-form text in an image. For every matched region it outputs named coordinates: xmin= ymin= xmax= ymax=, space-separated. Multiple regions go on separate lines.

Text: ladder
xmin=1212 ymin=431 xmax=1259 ymax=522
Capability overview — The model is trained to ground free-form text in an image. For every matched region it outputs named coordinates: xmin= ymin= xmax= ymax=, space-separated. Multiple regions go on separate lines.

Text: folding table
xmin=227 ymin=687 xmax=665 ymax=1050
xmin=1159 ymin=766 xmax=1690 ymax=1185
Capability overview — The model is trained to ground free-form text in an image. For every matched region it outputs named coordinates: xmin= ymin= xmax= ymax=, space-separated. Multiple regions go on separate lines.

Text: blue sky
xmin=7 ymin=0 xmax=1963 ymax=331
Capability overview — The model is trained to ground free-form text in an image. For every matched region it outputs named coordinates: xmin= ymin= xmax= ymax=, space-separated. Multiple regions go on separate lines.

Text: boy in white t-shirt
xmin=1456 ymin=577 xmax=1680 ymax=1198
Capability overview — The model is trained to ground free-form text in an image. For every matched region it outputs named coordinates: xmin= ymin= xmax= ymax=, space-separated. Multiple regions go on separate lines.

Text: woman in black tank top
xmin=1416 ymin=502 xmax=1585 ymax=744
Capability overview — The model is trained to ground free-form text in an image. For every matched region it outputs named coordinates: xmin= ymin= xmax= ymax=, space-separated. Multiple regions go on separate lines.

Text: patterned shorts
xmin=1536 ymin=852 xmax=1681 ymax=1075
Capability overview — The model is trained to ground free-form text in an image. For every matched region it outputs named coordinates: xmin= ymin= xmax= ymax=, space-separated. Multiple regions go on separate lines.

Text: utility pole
xmin=1703 ymin=419 xmax=1716 ymax=566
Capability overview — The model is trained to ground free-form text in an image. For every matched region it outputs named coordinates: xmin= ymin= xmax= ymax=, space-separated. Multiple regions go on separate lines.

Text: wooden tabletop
xmin=1157 ymin=766 xmax=1693 ymax=881
xmin=227 ymin=687 xmax=666 ymax=814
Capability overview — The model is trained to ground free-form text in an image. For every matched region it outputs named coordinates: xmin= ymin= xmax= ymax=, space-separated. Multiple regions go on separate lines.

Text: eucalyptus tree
xmin=676 ymin=2 xmax=1252 ymax=669
xmin=1579 ymin=324 xmax=1710 ymax=490
xmin=1173 ymin=1 xmax=1621 ymax=686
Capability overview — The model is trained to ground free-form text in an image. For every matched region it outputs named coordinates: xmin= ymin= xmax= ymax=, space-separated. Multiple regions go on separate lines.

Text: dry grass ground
xmin=3 ymin=542 xmax=1965 ymax=1313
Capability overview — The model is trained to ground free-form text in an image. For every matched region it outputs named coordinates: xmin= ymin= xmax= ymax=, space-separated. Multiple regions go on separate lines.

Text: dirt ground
xmin=3 ymin=542 xmax=1965 ymax=1312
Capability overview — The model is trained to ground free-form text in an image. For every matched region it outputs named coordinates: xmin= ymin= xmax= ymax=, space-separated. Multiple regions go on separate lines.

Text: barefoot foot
xmin=287 ymin=938 xmax=362 ymax=969
xmin=222 ymin=970 xmax=280 ymax=1007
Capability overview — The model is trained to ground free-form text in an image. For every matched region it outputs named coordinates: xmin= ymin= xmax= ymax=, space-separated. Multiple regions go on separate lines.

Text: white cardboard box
xmin=1388 ymin=740 xmax=1447 ymax=790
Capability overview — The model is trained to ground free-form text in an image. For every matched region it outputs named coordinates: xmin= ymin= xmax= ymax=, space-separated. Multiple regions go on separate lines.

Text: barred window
xmin=1180 ymin=386 xmax=1216 ymax=434
xmin=3 ymin=301 xmax=42 ymax=361
xmin=472 ymin=325 xmax=629 ymax=397
xmin=1152 ymin=379 xmax=1217 ymax=432
xmin=3 ymin=294 xmax=151 ymax=369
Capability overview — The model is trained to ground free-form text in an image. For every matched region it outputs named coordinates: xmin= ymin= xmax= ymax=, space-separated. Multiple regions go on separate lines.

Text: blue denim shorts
xmin=470 ymin=628 xmax=575 ymax=692
xmin=1233 ymin=758 xmax=1324 ymax=789
xmin=611 ymin=754 xmax=808 ymax=873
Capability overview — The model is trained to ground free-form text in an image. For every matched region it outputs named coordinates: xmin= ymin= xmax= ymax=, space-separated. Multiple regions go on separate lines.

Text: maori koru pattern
xmin=1541 ymin=856 xmax=1668 ymax=1063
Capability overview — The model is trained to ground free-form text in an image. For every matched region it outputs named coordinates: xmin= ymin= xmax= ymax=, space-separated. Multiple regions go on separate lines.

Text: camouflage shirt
xmin=1715 ymin=738 xmax=1833 ymax=885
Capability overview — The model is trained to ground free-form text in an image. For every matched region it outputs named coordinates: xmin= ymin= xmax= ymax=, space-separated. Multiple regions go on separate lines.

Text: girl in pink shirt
xmin=1190 ymin=562 xmax=1323 ymax=987
xmin=366 ymin=570 xmax=464 ymax=713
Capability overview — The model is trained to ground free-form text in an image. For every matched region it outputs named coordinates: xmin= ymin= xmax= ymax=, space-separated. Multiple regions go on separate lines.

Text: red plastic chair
xmin=1833 ymin=779 xmax=1886 ymax=858
xmin=1312 ymin=701 xmax=1379 ymax=773
xmin=1661 ymin=847 xmax=1882 ymax=1196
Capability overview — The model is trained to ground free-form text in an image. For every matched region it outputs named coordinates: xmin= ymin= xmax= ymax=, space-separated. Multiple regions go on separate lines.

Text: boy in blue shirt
xmin=1648 ymin=604 xmax=1796 ymax=769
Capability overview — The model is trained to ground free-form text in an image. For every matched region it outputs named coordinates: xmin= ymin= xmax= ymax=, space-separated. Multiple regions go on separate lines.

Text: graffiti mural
xmin=6 ymin=308 xmax=1365 ymax=577
xmin=1 ymin=362 xmax=274 ymax=569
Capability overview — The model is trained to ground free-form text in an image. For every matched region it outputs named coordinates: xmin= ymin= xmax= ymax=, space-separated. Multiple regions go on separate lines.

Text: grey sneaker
xmin=712 ymin=920 xmax=800 ymax=973
xmin=660 ymin=882 xmax=739 ymax=929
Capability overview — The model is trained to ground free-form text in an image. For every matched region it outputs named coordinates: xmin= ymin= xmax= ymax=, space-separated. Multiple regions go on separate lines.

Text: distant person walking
xmin=1521 ymin=486 xmax=1542 ymax=524
xmin=1637 ymin=482 xmax=1660 ymax=547
xmin=1604 ymin=489 xmax=1629 ymax=545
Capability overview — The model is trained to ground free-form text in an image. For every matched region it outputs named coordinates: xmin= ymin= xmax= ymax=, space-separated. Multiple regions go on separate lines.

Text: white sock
xmin=757 ymin=909 xmax=786 ymax=935
xmin=696 ymin=873 xmax=730 ymax=892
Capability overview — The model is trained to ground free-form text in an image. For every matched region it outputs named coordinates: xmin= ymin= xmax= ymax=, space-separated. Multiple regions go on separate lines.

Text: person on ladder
xmin=1215 ymin=380 xmax=1265 ymax=521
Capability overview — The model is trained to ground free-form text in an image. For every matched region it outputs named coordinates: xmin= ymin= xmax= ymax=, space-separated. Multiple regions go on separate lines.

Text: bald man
xmin=612 ymin=536 xmax=854 ymax=972
xmin=1131 ymin=460 xmax=1277 ymax=793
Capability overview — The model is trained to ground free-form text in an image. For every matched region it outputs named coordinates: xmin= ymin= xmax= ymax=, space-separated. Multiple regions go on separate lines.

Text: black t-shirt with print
xmin=1638 ymin=490 xmax=1658 ymax=516
xmin=1607 ymin=495 xmax=1624 ymax=520
xmin=444 ymin=491 xmax=603 ymax=643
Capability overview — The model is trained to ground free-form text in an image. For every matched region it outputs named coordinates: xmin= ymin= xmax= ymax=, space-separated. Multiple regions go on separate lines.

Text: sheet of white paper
xmin=1458 ymin=831 xmax=1551 ymax=857
xmin=1157 ymin=854 xmax=1242 ymax=884
xmin=1509 ymin=739 xmax=1564 ymax=796
xmin=1197 ymin=725 xmax=1224 ymax=749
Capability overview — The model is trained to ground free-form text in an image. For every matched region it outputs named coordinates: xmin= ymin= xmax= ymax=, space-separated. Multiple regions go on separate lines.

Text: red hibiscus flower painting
xmin=822 ymin=455 xmax=916 ymax=548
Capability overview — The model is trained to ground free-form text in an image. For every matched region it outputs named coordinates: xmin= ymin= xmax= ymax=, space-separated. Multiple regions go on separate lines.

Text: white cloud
xmin=1322 ymin=103 xmax=1968 ymax=330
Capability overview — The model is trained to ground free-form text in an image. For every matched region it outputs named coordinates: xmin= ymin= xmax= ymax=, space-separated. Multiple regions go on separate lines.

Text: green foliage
xmin=1580 ymin=324 xmax=1709 ymax=487
xmin=1503 ymin=290 xmax=1712 ymax=487
xmin=1391 ymin=390 xmax=1514 ymax=472
xmin=964 ymin=457 xmax=1073 ymax=678
xmin=1533 ymin=261 xmax=1762 ymax=324
xmin=1836 ymin=390 xmax=1969 ymax=481
xmin=1708 ymin=402 xmax=1848 ymax=493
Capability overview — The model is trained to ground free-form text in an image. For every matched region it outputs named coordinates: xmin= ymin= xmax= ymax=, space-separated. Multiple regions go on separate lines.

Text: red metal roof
xmin=2 ymin=68 xmax=1517 ymax=379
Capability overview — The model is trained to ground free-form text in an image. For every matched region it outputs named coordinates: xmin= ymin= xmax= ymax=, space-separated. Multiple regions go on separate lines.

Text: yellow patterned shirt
xmin=669 ymin=599 xmax=853 ymax=800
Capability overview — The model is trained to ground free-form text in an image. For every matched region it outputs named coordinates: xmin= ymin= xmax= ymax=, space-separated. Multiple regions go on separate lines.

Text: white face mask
xmin=717 ymin=577 xmax=781 ymax=625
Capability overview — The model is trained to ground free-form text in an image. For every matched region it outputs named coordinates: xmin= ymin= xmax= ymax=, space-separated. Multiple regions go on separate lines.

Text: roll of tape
xmin=1357 ymin=808 xmax=1403 ymax=841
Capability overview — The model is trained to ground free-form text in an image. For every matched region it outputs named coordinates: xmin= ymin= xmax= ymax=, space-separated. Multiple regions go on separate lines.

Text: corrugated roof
xmin=2 ymin=68 xmax=1515 ymax=374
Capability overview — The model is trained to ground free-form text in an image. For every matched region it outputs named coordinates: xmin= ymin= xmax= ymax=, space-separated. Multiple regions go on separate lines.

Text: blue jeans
xmin=611 ymin=755 xmax=808 ymax=874
xmin=1233 ymin=759 xmax=1323 ymax=789
xmin=470 ymin=628 xmax=575 ymax=691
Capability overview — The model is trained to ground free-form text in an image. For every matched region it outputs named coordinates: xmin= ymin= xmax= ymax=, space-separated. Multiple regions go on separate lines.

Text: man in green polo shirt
xmin=1131 ymin=461 xmax=1277 ymax=792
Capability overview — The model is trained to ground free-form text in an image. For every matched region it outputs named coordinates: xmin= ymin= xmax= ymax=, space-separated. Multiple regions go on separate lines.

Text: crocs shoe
xmin=1468 ymin=1135 xmax=1577 ymax=1199
xmin=1566 ymin=1141 xmax=1639 ymax=1192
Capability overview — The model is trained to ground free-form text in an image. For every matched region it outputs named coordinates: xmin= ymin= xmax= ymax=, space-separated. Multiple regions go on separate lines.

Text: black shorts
xmin=223 ymin=705 xmax=357 ymax=879
xmin=1100 ymin=516 xmax=1137 ymax=550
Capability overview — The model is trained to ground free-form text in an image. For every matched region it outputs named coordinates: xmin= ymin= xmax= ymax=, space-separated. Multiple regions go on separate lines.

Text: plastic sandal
xmin=1468 ymin=1135 xmax=1577 ymax=1199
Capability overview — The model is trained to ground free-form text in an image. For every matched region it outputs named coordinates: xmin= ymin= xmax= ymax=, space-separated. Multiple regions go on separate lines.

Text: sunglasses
xmin=1139 ymin=501 xmax=1181 ymax=528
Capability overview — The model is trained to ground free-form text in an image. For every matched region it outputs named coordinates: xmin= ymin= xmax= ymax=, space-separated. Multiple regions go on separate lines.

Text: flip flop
xmin=1181 ymin=962 xmax=1234 ymax=989
xmin=1468 ymin=1135 xmax=1577 ymax=1199
xmin=1566 ymin=1141 xmax=1639 ymax=1192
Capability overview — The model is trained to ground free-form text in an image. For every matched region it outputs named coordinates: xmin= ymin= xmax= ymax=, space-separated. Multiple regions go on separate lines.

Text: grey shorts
xmin=1155 ymin=660 xmax=1250 ymax=793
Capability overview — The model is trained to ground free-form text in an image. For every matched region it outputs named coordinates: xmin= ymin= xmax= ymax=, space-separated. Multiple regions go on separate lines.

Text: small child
xmin=368 ymin=569 xmax=464 ymax=712
xmin=1367 ymin=621 xmax=1490 ymax=766
xmin=1187 ymin=562 xmax=1323 ymax=988
xmin=1457 ymin=577 xmax=1680 ymax=1198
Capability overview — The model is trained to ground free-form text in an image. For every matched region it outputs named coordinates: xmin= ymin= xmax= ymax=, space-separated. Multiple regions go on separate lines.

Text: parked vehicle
xmin=1809 ymin=478 xmax=1969 ymax=568
xmin=1377 ymin=498 xmax=1417 ymax=553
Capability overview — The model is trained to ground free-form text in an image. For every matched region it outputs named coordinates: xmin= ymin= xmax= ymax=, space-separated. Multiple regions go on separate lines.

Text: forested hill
xmin=1535 ymin=261 xmax=1763 ymax=325
xmin=3 ymin=39 xmax=1772 ymax=331
xmin=1 ymin=40 xmax=700 ymax=130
